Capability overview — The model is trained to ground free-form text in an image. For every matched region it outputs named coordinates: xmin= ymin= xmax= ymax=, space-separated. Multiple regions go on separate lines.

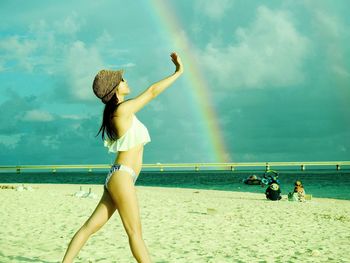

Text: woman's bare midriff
xmin=113 ymin=144 xmax=144 ymax=176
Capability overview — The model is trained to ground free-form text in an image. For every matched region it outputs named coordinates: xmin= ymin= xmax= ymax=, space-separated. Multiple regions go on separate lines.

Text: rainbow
xmin=148 ymin=0 xmax=231 ymax=163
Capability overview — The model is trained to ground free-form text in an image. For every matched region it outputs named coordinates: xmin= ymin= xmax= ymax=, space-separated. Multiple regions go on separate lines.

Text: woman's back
xmin=111 ymin=113 xmax=133 ymax=139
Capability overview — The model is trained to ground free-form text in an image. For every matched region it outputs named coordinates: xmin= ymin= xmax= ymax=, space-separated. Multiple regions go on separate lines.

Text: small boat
xmin=243 ymin=175 xmax=262 ymax=185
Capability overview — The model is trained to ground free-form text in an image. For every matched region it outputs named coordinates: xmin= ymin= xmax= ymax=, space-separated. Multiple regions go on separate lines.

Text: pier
xmin=0 ymin=161 xmax=349 ymax=173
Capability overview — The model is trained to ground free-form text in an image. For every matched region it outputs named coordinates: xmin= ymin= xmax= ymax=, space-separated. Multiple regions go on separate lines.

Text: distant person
xmin=265 ymin=183 xmax=282 ymax=201
xmin=62 ymin=52 xmax=184 ymax=263
xmin=288 ymin=180 xmax=305 ymax=202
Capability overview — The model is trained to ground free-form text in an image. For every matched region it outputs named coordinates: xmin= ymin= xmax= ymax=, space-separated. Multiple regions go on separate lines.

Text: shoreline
xmin=1 ymin=182 xmax=350 ymax=202
xmin=1 ymin=170 xmax=350 ymax=202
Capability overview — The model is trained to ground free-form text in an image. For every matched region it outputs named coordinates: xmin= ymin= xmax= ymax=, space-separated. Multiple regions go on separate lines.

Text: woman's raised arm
xmin=118 ymin=52 xmax=184 ymax=115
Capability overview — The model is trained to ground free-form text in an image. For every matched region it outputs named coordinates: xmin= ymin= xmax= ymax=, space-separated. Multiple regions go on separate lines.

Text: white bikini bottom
xmin=104 ymin=164 xmax=138 ymax=191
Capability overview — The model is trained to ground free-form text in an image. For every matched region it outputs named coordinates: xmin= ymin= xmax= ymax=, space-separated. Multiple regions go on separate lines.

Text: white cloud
xmin=200 ymin=6 xmax=309 ymax=89
xmin=53 ymin=12 xmax=83 ymax=36
xmin=0 ymin=62 xmax=5 ymax=72
xmin=1 ymin=14 xmax=129 ymax=102
xmin=0 ymin=134 xmax=22 ymax=149
xmin=42 ymin=135 xmax=60 ymax=149
xmin=152 ymin=118 xmax=164 ymax=129
xmin=195 ymin=0 xmax=233 ymax=20
xmin=338 ymin=145 xmax=347 ymax=152
xmin=65 ymin=40 xmax=105 ymax=101
xmin=106 ymin=62 xmax=137 ymax=69
xmin=314 ymin=11 xmax=342 ymax=38
xmin=312 ymin=10 xmax=350 ymax=80
xmin=0 ymin=36 xmax=37 ymax=71
xmin=60 ymin=114 xmax=88 ymax=120
xmin=148 ymin=100 xmax=165 ymax=112
xmin=331 ymin=65 xmax=350 ymax=79
xmin=20 ymin=110 xmax=54 ymax=122
xmin=123 ymin=62 xmax=136 ymax=68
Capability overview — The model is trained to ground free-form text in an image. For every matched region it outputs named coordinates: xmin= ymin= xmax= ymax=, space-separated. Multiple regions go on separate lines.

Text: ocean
xmin=1 ymin=169 xmax=349 ymax=200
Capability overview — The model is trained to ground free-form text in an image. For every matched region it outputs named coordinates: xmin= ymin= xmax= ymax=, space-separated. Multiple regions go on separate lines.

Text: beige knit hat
xmin=92 ymin=69 xmax=124 ymax=104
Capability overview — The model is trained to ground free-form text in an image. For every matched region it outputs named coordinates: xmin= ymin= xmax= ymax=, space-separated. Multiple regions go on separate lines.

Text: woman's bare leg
xmin=62 ymin=188 xmax=117 ymax=263
xmin=107 ymin=171 xmax=152 ymax=263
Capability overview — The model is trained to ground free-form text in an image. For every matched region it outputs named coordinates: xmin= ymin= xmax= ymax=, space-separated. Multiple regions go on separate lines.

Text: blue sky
xmin=0 ymin=0 xmax=349 ymax=165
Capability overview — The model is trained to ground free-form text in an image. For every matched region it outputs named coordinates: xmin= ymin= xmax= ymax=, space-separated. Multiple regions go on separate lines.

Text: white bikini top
xmin=103 ymin=115 xmax=151 ymax=153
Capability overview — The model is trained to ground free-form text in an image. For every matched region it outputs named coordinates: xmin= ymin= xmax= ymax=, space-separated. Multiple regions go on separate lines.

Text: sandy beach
xmin=0 ymin=184 xmax=349 ymax=263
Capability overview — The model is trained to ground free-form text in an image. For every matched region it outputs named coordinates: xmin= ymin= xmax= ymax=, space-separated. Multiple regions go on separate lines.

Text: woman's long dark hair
xmin=95 ymin=93 xmax=119 ymax=141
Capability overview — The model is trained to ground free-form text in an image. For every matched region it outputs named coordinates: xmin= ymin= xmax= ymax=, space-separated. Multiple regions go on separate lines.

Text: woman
xmin=62 ymin=52 xmax=183 ymax=263
xmin=292 ymin=180 xmax=306 ymax=202
xmin=287 ymin=180 xmax=306 ymax=202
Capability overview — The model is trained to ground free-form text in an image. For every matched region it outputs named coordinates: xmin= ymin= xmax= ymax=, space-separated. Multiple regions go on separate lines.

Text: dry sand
xmin=0 ymin=184 xmax=349 ymax=263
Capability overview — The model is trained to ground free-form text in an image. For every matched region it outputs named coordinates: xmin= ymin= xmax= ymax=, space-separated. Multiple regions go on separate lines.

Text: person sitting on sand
xmin=288 ymin=180 xmax=305 ymax=202
xmin=265 ymin=183 xmax=282 ymax=201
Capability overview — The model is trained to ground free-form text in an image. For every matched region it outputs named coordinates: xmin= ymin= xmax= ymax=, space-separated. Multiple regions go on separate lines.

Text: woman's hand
xmin=170 ymin=52 xmax=184 ymax=74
